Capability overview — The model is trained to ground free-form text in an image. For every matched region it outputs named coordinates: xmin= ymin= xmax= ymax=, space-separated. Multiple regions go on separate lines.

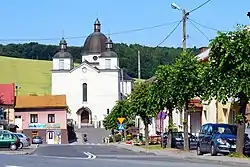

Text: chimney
xmin=199 ymin=47 xmax=208 ymax=53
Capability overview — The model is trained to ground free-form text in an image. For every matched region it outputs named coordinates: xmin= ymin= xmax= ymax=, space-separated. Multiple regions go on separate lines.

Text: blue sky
xmin=0 ymin=0 xmax=250 ymax=48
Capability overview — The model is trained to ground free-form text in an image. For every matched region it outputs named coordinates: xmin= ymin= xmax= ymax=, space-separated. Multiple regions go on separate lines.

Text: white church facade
xmin=51 ymin=19 xmax=134 ymax=128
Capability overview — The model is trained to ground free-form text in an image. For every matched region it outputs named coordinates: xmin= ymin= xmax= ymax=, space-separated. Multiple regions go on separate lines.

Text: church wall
xmin=120 ymin=80 xmax=133 ymax=95
xmin=99 ymin=57 xmax=118 ymax=69
xmin=53 ymin=58 xmax=72 ymax=70
xmin=82 ymin=54 xmax=100 ymax=63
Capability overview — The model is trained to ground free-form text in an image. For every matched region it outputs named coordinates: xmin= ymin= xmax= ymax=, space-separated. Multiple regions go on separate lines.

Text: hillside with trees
xmin=0 ymin=43 xmax=199 ymax=79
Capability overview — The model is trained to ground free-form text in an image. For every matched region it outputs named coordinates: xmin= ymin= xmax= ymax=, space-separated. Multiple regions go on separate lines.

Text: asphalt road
xmin=27 ymin=144 xmax=242 ymax=167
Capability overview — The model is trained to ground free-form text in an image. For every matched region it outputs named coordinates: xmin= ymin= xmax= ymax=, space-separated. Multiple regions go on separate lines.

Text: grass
xmin=229 ymin=152 xmax=249 ymax=158
xmin=0 ymin=56 xmax=78 ymax=95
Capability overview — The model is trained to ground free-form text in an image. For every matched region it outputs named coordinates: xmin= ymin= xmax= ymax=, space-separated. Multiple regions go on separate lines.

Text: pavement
xmin=113 ymin=143 xmax=250 ymax=166
xmin=0 ymin=144 xmax=37 ymax=155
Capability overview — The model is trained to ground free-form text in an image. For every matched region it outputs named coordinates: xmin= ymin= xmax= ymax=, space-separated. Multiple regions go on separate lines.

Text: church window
xmin=82 ymin=83 xmax=87 ymax=102
xmin=59 ymin=59 xmax=64 ymax=70
xmin=105 ymin=59 xmax=111 ymax=69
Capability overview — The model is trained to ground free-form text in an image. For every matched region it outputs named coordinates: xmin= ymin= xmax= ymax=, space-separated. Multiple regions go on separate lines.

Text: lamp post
xmin=171 ymin=3 xmax=189 ymax=51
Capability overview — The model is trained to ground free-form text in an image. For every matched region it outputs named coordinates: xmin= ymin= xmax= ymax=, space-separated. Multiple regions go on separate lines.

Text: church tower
xmin=52 ymin=38 xmax=73 ymax=71
xmin=99 ymin=37 xmax=118 ymax=69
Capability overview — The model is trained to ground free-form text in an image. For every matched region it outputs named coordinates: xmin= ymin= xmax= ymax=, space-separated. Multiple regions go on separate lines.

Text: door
xmin=190 ymin=112 xmax=201 ymax=134
xmin=47 ymin=131 xmax=55 ymax=144
xmin=15 ymin=115 xmax=22 ymax=130
xmin=204 ymin=125 xmax=213 ymax=152
xmin=198 ymin=125 xmax=207 ymax=152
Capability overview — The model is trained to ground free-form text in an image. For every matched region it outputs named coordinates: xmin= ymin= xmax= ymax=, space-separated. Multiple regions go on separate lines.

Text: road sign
xmin=118 ymin=124 xmax=125 ymax=130
xmin=157 ymin=111 xmax=166 ymax=120
xmin=117 ymin=117 xmax=125 ymax=124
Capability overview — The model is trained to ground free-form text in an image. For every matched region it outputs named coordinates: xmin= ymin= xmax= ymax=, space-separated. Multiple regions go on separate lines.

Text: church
xmin=51 ymin=19 xmax=134 ymax=128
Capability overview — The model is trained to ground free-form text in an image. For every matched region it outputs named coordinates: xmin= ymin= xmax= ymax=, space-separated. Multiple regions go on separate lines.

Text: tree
xmin=103 ymin=98 xmax=131 ymax=131
xmin=170 ymin=51 xmax=204 ymax=151
xmin=128 ymin=81 xmax=158 ymax=146
xmin=149 ymin=65 xmax=177 ymax=148
xmin=202 ymin=26 xmax=250 ymax=154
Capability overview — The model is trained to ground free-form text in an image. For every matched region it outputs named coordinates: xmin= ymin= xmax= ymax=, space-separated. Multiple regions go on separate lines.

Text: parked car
xmin=0 ymin=133 xmax=20 ymax=150
xmin=197 ymin=123 xmax=250 ymax=156
xmin=32 ymin=136 xmax=43 ymax=144
xmin=0 ymin=130 xmax=12 ymax=134
xmin=162 ymin=132 xmax=198 ymax=149
xmin=13 ymin=133 xmax=31 ymax=149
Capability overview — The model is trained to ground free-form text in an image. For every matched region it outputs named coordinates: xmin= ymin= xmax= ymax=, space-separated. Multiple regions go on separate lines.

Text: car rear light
xmin=26 ymin=138 xmax=30 ymax=142
xmin=16 ymin=139 xmax=20 ymax=144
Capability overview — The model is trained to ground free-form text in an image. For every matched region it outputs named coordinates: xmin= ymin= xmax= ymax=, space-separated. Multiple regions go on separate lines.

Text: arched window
xmin=82 ymin=83 xmax=87 ymax=102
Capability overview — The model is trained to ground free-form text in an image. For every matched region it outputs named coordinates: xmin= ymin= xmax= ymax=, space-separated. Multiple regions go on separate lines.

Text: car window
xmin=3 ymin=134 xmax=10 ymax=139
xmin=17 ymin=134 xmax=23 ymax=138
xmin=206 ymin=125 xmax=213 ymax=134
xmin=11 ymin=134 xmax=17 ymax=139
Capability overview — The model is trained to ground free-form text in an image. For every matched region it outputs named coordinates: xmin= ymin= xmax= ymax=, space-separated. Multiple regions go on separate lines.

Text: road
xmin=0 ymin=144 xmax=232 ymax=167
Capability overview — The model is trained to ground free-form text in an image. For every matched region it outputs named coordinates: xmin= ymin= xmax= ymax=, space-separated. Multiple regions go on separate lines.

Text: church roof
xmin=53 ymin=38 xmax=73 ymax=59
xmin=99 ymin=37 xmax=118 ymax=58
xmin=82 ymin=19 xmax=107 ymax=55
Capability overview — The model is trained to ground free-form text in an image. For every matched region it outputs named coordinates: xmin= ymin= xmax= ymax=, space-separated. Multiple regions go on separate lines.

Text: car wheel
xmin=19 ymin=142 xmax=23 ymax=149
xmin=197 ymin=145 xmax=203 ymax=155
xmin=210 ymin=144 xmax=217 ymax=156
xmin=10 ymin=144 xmax=17 ymax=150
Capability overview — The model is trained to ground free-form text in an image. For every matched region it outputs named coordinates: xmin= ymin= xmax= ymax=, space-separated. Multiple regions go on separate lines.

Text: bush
xmin=114 ymin=134 xmax=122 ymax=142
xmin=109 ymin=136 xmax=114 ymax=143
xmin=126 ymin=134 xmax=133 ymax=141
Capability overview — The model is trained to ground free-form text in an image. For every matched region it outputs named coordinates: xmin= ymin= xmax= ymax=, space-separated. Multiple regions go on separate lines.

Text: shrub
xmin=114 ymin=134 xmax=122 ymax=142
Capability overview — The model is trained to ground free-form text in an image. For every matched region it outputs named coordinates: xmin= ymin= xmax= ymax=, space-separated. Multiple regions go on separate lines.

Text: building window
xmin=30 ymin=114 xmax=38 ymax=123
xmin=83 ymin=83 xmax=87 ymax=102
xmin=48 ymin=114 xmax=55 ymax=123
xmin=105 ymin=59 xmax=111 ymax=69
xmin=59 ymin=59 xmax=64 ymax=70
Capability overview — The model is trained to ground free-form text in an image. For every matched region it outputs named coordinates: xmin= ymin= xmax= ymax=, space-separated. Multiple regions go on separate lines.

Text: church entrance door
xmin=81 ymin=110 xmax=89 ymax=124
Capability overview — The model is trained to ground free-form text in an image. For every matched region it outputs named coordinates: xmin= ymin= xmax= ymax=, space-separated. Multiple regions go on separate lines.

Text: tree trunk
xmin=236 ymin=98 xmax=247 ymax=154
xmin=167 ymin=108 xmax=173 ymax=148
xmin=144 ymin=121 xmax=149 ymax=147
xmin=183 ymin=100 xmax=189 ymax=151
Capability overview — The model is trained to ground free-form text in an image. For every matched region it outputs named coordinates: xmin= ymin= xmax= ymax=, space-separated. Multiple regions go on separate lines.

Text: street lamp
xmin=171 ymin=3 xmax=189 ymax=50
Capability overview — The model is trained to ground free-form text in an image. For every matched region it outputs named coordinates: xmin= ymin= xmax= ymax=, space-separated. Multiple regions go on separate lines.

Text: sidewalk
xmin=0 ymin=144 xmax=37 ymax=155
xmin=114 ymin=143 xmax=250 ymax=166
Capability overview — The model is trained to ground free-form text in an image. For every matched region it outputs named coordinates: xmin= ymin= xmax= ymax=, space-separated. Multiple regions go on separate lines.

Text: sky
xmin=0 ymin=0 xmax=250 ymax=48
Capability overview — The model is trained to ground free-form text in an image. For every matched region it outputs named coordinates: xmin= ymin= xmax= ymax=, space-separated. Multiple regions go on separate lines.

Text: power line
xmin=156 ymin=20 xmax=182 ymax=47
xmin=0 ymin=21 xmax=180 ymax=42
xmin=189 ymin=0 xmax=212 ymax=14
xmin=188 ymin=19 xmax=210 ymax=41
xmin=188 ymin=18 xmax=221 ymax=32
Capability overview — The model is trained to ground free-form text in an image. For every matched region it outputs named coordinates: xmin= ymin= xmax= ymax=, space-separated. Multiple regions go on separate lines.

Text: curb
xmin=115 ymin=144 xmax=250 ymax=166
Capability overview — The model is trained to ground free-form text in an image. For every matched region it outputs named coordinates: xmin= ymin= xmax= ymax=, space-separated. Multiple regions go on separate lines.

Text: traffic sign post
xmin=117 ymin=124 xmax=124 ymax=130
xmin=117 ymin=117 xmax=125 ymax=124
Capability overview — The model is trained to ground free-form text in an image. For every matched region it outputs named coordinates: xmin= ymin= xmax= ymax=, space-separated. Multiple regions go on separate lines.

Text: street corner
xmin=0 ymin=146 xmax=36 ymax=155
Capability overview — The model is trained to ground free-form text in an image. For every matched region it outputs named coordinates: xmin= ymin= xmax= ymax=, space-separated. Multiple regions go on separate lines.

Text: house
xmin=51 ymin=18 xmax=133 ymax=129
xmin=196 ymin=47 xmax=238 ymax=125
xmin=0 ymin=83 xmax=15 ymax=127
xmin=14 ymin=95 xmax=68 ymax=144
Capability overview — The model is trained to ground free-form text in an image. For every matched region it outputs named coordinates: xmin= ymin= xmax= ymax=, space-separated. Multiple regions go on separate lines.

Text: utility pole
xmin=182 ymin=9 xmax=188 ymax=51
xmin=121 ymin=68 xmax=124 ymax=100
xmin=137 ymin=50 xmax=141 ymax=79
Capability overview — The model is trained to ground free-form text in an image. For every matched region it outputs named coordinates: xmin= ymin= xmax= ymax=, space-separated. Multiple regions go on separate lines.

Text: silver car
xmin=13 ymin=133 xmax=31 ymax=149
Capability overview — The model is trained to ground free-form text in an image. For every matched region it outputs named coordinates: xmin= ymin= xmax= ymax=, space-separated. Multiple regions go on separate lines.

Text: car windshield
xmin=214 ymin=125 xmax=237 ymax=135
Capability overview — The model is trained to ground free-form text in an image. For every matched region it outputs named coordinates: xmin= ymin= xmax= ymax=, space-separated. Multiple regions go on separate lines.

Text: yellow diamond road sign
xmin=117 ymin=117 xmax=125 ymax=124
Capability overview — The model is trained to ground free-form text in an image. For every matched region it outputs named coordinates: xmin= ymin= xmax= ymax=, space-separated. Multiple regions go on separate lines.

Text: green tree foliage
xmin=170 ymin=51 xmax=204 ymax=151
xmin=0 ymin=43 xmax=198 ymax=79
xmin=128 ymin=81 xmax=158 ymax=146
xmin=150 ymin=65 xmax=177 ymax=148
xmin=103 ymin=99 xmax=131 ymax=130
xmin=202 ymin=26 xmax=250 ymax=153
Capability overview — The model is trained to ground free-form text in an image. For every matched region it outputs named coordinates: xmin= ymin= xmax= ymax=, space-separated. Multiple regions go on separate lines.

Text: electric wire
xmin=188 ymin=19 xmax=210 ymax=41
xmin=188 ymin=18 xmax=221 ymax=32
xmin=189 ymin=0 xmax=212 ymax=14
xmin=0 ymin=20 xmax=181 ymax=42
xmin=156 ymin=20 xmax=182 ymax=47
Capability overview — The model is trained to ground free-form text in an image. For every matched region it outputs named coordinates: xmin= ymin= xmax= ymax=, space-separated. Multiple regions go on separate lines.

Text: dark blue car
xmin=197 ymin=123 xmax=250 ymax=156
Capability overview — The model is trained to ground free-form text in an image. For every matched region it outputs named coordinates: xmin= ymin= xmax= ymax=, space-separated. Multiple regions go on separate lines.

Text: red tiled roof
xmin=0 ymin=83 xmax=15 ymax=105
